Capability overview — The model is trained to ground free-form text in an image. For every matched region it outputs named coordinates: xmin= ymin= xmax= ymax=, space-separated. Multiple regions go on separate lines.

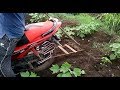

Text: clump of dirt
xmin=61 ymin=20 xmax=80 ymax=28
xmin=89 ymin=31 xmax=112 ymax=43
xmin=39 ymin=31 xmax=120 ymax=77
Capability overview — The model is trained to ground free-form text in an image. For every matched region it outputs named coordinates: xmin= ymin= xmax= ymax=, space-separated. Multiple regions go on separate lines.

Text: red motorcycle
xmin=12 ymin=18 xmax=62 ymax=73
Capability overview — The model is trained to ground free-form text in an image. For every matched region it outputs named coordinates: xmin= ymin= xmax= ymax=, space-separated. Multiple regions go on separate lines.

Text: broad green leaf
xmin=79 ymin=34 xmax=85 ymax=38
xmin=73 ymin=68 xmax=81 ymax=77
xmin=102 ymin=57 xmax=110 ymax=61
xmin=117 ymin=49 xmax=120 ymax=54
xmin=102 ymin=57 xmax=108 ymax=61
xmin=101 ymin=57 xmax=112 ymax=64
xmin=111 ymin=48 xmax=117 ymax=52
xmin=60 ymin=62 xmax=71 ymax=73
xmin=57 ymin=73 xmax=62 ymax=77
xmin=61 ymin=72 xmax=72 ymax=77
xmin=29 ymin=72 xmax=38 ymax=77
xmin=50 ymin=64 xmax=60 ymax=74
xmin=110 ymin=54 xmax=116 ymax=60
xmin=110 ymin=43 xmax=120 ymax=48
xmin=117 ymin=54 xmax=120 ymax=58
xmin=20 ymin=71 xmax=30 ymax=77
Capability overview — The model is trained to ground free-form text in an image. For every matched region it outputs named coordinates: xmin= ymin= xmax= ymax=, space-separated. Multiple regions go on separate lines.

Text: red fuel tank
xmin=25 ymin=20 xmax=53 ymax=42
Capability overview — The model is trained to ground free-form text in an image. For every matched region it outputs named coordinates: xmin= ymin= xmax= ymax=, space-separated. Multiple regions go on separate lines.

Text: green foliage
xmin=57 ymin=21 xmax=100 ymax=38
xmin=29 ymin=13 xmax=76 ymax=23
xmin=75 ymin=22 xmax=100 ymax=38
xmin=92 ymin=42 xmax=111 ymax=55
xmin=109 ymin=43 xmax=120 ymax=60
xmin=57 ymin=72 xmax=72 ymax=77
xmin=73 ymin=68 xmax=85 ymax=77
xmin=100 ymin=57 xmax=112 ymax=65
xmin=59 ymin=62 xmax=71 ymax=73
xmin=101 ymin=42 xmax=120 ymax=63
xmin=20 ymin=71 xmax=39 ymax=77
xmin=56 ymin=14 xmax=101 ymax=38
xmin=101 ymin=13 xmax=120 ymax=35
xmin=50 ymin=62 xmax=86 ymax=77
xmin=29 ymin=13 xmax=47 ymax=22
xmin=49 ymin=64 xmax=59 ymax=74
xmin=75 ymin=13 xmax=97 ymax=24
xmin=114 ymin=36 xmax=120 ymax=43
xmin=74 ymin=14 xmax=101 ymax=38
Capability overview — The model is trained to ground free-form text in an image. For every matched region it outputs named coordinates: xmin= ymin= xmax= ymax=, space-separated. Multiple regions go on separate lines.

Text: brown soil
xmin=39 ymin=31 xmax=120 ymax=77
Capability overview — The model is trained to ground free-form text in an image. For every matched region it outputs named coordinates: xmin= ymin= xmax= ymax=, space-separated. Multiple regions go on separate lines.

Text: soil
xmin=24 ymin=15 xmax=120 ymax=77
xmin=38 ymin=30 xmax=120 ymax=77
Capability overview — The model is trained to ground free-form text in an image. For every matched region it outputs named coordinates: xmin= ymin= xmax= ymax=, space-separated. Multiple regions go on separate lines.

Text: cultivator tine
xmin=58 ymin=45 xmax=69 ymax=54
xmin=64 ymin=44 xmax=77 ymax=53
xmin=56 ymin=44 xmax=80 ymax=58
xmin=53 ymin=44 xmax=83 ymax=58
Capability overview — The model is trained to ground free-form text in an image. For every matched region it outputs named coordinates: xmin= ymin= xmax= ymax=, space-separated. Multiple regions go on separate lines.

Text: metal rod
xmin=64 ymin=44 xmax=77 ymax=52
xmin=53 ymin=49 xmax=83 ymax=58
xmin=45 ymin=13 xmax=80 ymax=46
xmin=60 ymin=27 xmax=80 ymax=46
xmin=58 ymin=45 xmax=69 ymax=54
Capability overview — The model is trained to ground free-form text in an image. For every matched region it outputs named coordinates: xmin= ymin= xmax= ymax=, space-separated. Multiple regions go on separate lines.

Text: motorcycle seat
xmin=25 ymin=22 xmax=44 ymax=30
xmin=16 ymin=21 xmax=52 ymax=47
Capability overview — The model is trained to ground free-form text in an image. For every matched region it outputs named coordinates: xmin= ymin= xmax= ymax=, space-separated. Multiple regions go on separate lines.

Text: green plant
xmin=56 ymin=26 xmax=76 ymax=38
xmin=92 ymin=42 xmax=111 ymax=54
xmin=100 ymin=57 xmax=112 ymax=65
xmin=101 ymin=13 xmax=120 ymax=35
xmin=109 ymin=43 xmax=120 ymax=60
xmin=75 ymin=22 xmax=100 ymax=38
xmin=29 ymin=13 xmax=47 ymax=23
xmin=50 ymin=62 xmax=86 ymax=77
xmin=29 ymin=13 xmax=75 ymax=23
xmin=101 ymin=42 xmax=120 ymax=62
xmin=56 ymin=22 xmax=100 ymax=38
xmin=64 ymin=14 xmax=101 ymax=38
xmin=20 ymin=71 xmax=39 ymax=77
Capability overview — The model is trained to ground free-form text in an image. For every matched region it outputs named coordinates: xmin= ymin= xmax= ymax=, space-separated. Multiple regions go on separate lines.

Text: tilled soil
xmin=39 ymin=31 xmax=120 ymax=77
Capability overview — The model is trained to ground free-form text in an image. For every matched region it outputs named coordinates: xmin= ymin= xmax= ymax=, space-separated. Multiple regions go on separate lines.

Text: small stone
xmin=73 ymin=61 xmax=76 ymax=63
xmin=112 ymin=74 xmax=115 ymax=77
xmin=117 ymin=66 xmax=119 ymax=69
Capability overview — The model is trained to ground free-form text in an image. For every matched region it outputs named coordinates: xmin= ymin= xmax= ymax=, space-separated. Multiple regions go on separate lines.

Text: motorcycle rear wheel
xmin=32 ymin=58 xmax=55 ymax=72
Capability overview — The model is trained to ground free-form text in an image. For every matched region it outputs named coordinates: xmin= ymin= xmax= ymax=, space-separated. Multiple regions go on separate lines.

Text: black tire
xmin=32 ymin=58 xmax=55 ymax=72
